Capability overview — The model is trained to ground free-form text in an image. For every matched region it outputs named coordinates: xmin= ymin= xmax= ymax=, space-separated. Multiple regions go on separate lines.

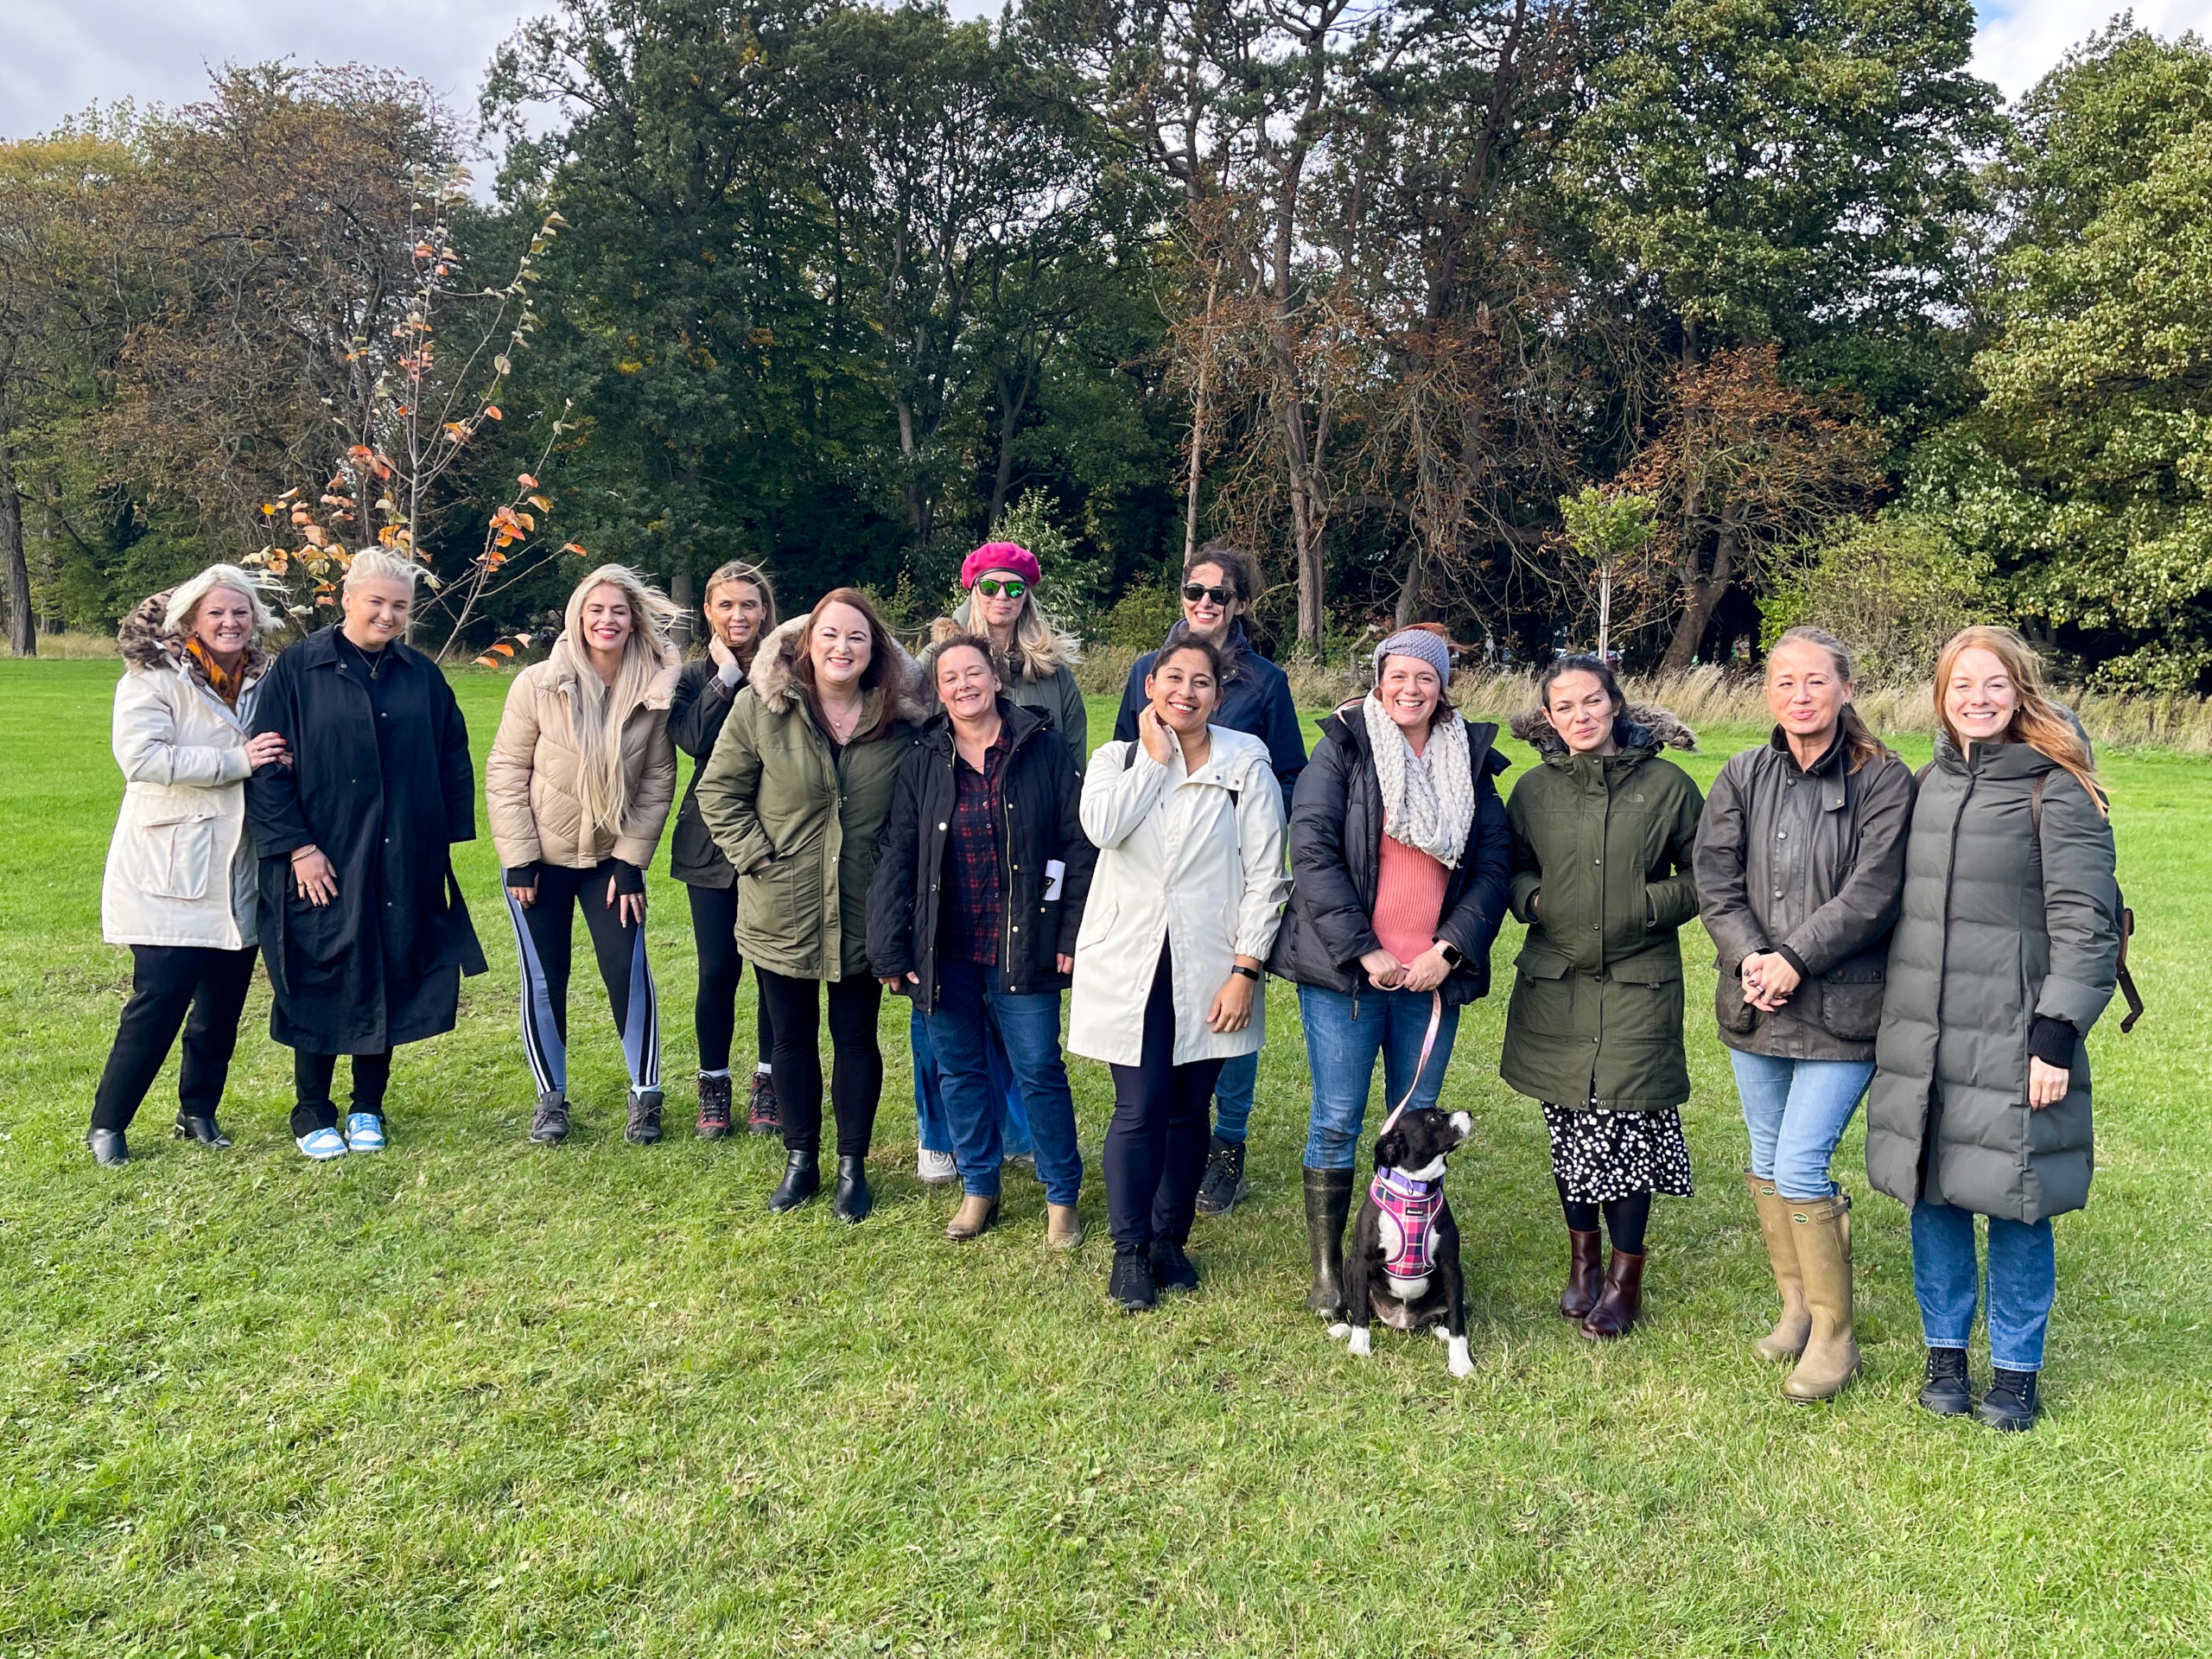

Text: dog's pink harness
xmin=1370 ymin=1166 xmax=1441 ymax=1287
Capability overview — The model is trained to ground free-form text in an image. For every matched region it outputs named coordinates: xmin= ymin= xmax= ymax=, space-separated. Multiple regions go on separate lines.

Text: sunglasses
xmin=974 ymin=578 xmax=1027 ymax=599
xmin=1182 ymin=582 xmax=1237 ymax=607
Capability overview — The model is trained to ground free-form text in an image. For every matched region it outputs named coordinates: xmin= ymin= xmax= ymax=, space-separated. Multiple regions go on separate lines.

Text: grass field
xmin=3 ymin=659 xmax=2209 ymax=1658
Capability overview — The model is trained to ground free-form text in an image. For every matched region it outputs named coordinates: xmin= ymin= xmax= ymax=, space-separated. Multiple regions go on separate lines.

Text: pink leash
xmin=1374 ymin=990 xmax=1445 ymax=1140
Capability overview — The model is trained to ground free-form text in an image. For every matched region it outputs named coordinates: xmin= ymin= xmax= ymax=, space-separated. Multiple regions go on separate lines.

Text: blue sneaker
xmin=296 ymin=1127 xmax=349 ymax=1160
xmin=345 ymin=1112 xmax=387 ymax=1152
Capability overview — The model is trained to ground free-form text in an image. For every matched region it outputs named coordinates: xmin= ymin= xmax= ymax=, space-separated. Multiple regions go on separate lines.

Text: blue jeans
xmin=1726 ymin=1051 xmax=1873 ymax=1200
xmin=924 ymin=960 xmax=1081 ymax=1205
xmin=911 ymin=1008 xmax=1031 ymax=1160
xmin=1910 ymin=1200 xmax=2057 ymax=1372
xmin=1211 ymin=1050 xmax=1262 ymax=1142
xmin=1297 ymin=984 xmax=1462 ymax=1171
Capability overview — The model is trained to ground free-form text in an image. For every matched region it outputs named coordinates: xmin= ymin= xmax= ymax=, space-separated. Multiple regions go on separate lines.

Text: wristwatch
xmin=1435 ymin=942 xmax=1465 ymax=969
xmin=1230 ymin=964 xmax=1262 ymax=982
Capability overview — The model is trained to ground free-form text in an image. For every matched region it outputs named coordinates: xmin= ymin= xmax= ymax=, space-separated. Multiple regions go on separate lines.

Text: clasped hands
xmin=1738 ymin=950 xmax=1802 ymax=1012
xmin=1361 ymin=944 xmax=1452 ymax=995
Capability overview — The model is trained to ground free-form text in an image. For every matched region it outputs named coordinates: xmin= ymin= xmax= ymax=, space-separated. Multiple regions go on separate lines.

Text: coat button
xmin=938 ymin=823 xmax=948 ymax=831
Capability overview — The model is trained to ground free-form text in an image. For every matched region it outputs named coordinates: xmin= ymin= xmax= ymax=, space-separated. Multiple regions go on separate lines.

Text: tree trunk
xmin=1394 ymin=543 xmax=1425 ymax=628
xmin=1183 ymin=270 xmax=1222 ymax=569
xmin=1661 ymin=504 xmax=1739 ymax=670
xmin=670 ymin=566 xmax=695 ymax=649
xmin=0 ymin=444 xmax=31 ymax=658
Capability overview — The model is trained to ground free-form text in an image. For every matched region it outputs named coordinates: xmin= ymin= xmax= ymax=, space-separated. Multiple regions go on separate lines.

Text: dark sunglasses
xmin=974 ymin=578 xmax=1027 ymax=599
xmin=1182 ymin=582 xmax=1237 ymax=607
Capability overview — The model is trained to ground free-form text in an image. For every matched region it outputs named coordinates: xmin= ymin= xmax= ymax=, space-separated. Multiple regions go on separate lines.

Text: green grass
xmin=3 ymin=665 xmax=2209 ymax=1658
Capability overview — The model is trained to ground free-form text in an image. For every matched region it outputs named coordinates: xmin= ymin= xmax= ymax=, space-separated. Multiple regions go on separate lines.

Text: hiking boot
xmin=1917 ymin=1347 xmax=1973 ymax=1418
xmin=1149 ymin=1239 xmax=1199 ymax=1294
xmin=1977 ymin=1368 xmax=2041 ymax=1432
xmin=1302 ymin=1166 xmax=1355 ymax=1319
xmin=745 ymin=1070 xmax=780 ymax=1135
xmin=1109 ymin=1249 xmax=1156 ymax=1312
xmin=530 ymin=1091 xmax=570 ymax=1145
xmin=173 ymin=1113 xmax=232 ymax=1149
xmin=625 ymin=1087 xmax=664 ymax=1146
xmin=1192 ymin=1135 xmax=1249 ymax=1217
xmin=695 ymin=1073 xmax=733 ymax=1140
xmin=1580 ymin=1249 xmax=1645 ymax=1341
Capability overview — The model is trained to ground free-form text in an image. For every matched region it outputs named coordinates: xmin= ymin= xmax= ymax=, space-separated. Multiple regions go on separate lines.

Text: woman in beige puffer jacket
xmin=486 ymin=565 xmax=682 ymax=1146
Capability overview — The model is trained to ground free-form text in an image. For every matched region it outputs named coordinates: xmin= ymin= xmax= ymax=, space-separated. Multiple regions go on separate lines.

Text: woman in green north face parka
xmin=1501 ymin=655 xmax=1702 ymax=1344
xmin=1866 ymin=626 xmax=2120 ymax=1434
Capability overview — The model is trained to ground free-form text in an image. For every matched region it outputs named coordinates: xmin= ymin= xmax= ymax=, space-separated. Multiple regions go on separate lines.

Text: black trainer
xmin=1149 ymin=1239 xmax=1199 ymax=1293
xmin=1192 ymin=1135 xmax=1249 ymax=1217
xmin=1109 ymin=1249 xmax=1157 ymax=1312
xmin=1916 ymin=1346 xmax=1973 ymax=1417
xmin=1977 ymin=1368 xmax=2041 ymax=1432
xmin=529 ymin=1092 xmax=569 ymax=1145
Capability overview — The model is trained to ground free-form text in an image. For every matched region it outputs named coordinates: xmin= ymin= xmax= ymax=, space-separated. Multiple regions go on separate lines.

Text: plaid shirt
xmin=939 ymin=724 xmax=1012 ymax=967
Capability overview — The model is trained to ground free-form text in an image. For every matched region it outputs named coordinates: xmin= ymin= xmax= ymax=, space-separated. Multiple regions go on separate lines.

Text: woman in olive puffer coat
xmin=1501 ymin=655 xmax=1702 ymax=1343
xmin=1866 ymin=626 xmax=2121 ymax=1433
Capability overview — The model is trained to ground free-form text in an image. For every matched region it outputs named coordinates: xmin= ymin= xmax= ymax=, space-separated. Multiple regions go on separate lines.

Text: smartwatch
xmin=1230 ymin=964 xmax=1262 ymax=982
xmin=1435 ymin=941 xmax=1465 ymax=969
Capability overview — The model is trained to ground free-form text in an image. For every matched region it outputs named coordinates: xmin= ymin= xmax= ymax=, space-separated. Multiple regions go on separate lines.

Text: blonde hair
xmin=950 ymin=571 xmax=1083 ymax=680
xmin=1935 ymin=625 xmax=2107 ymax=816
xmin=701 ymin=560 xmax=778 ymax=669
xmin=343 ymin=549 xmax=423 ymax=591
xmin=563 ymin=565 xmax=684 ymax=835
xmin=164 ymin=563 xmax=276 ymax=639
xmin=1770 ymin=625 xmax=1885 ymax=775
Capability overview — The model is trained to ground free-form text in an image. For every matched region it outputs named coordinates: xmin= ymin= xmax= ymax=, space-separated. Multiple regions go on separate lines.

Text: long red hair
xmin=1935 ymin=625 xmax=2107 ymax=816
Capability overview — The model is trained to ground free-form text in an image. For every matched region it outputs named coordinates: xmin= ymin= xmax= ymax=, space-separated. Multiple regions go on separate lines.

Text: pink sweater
xmin=1374 ymin=835 xmax=1448 ymax=965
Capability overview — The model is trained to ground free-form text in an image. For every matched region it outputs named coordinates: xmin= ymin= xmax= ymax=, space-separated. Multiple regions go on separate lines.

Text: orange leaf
xmin=484 ymin=405 xmax=503 ymax=420
xmin=560 ymin=543 xmax=587 ymax=556
xmin=490 ymin=642 xmax=516 ymax=658
xmin=474 ymin=655 xmax=498 ymax=667
xmin=518 ymin=473 xmax=538 ymax=490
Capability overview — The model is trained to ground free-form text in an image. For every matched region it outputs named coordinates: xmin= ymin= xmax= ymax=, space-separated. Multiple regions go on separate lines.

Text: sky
xmin=0 ymin=0 xmax=2204 ymax=145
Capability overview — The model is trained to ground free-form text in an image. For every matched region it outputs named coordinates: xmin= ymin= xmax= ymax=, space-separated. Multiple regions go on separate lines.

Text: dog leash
xmin=1374 ymin=989 xmax=1445 ymax=1140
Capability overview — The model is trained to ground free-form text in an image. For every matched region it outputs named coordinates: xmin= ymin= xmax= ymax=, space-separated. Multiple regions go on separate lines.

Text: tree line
xmin=1 ymin=8 xmax=2208 ymax=689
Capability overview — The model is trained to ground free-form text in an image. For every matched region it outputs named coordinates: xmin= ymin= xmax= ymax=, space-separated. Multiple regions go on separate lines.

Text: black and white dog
xmin=1328 ymin=1107 xmax=1474 ymax=1378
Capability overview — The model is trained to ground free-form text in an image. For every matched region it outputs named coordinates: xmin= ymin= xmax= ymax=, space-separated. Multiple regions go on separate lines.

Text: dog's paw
xmin=1446 ymin=1334 xmax=1475 ymax=1378
xmin=1326 ymin=1321 xmax=1352 ymax=1342
xmin=1346 ymin=1327 xmax=1373 ymax=1358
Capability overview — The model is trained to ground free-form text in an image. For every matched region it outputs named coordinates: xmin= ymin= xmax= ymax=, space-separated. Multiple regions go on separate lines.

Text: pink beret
xmin=961 ymin=541 xmax=1041 ymax=589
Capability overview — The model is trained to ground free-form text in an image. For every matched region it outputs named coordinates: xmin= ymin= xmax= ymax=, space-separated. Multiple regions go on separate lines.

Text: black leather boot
xmin=1917 ymin=1346 xmax=1973 ymax=1417
xmin=1977 ymin=1367 xmax=2041 ymax=1432
xmin=1302 ymin=1166 xmax=1355 ymax=1318
xmin=86 ymin=1128 xmax=128 ymax=1166
xmin=173 ymin=1113 xmax=232 ymax=1148
xmin=769 ymin=1149 xmax=820 ymax=1212
xmin=831 ymin=1154 xmax=873 ymax=1224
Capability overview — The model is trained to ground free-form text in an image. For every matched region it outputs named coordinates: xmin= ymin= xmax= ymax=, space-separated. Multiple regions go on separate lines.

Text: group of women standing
xmin=89 ymin=541 xmax=2123 ymax=1431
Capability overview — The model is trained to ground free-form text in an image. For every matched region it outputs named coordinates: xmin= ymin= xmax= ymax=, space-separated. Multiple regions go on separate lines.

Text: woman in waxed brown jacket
xmin=486 ymin=565 xmax=682 ymax=1147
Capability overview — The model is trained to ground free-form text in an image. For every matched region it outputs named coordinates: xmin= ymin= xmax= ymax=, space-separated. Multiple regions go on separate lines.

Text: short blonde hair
xmin=164 ymin=563 xmax=276 ymax=639
xmin=344 ymin=550 xmax=424 ymax=591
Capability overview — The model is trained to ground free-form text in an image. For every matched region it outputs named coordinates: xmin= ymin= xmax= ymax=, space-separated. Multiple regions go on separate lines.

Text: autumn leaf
xmin=484 ymin=405 xmax=503 ymax=420
xmin=518 ymin=474 xmax=539 ymax=489
xmin=490 ymin=642 xmax=516 ymax=658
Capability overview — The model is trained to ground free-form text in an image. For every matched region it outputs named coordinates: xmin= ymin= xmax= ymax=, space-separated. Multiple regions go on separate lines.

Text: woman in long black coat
xmin=246 ymin=551 xmax=487 ymax=1159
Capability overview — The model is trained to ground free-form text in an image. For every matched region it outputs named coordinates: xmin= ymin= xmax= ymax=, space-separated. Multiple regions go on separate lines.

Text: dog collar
xmin=1370 ymin=1168 xmax=1440 ymax=1285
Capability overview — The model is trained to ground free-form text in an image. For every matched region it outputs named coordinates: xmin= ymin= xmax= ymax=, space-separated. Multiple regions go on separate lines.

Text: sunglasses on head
xmin=974 ymin=577 xmax=1027 ymax=599
xmin=1182 ymin=582 xmax=1237 ymax=607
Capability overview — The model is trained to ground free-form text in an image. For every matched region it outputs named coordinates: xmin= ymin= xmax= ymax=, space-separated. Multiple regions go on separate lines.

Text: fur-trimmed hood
xmin=117 ymin=590 xmax=270 ymax=686
xmin=1510 ymin=702 xmax=1697 ymax=763
xmin=747 ymin=614 xmax=928 ymax=738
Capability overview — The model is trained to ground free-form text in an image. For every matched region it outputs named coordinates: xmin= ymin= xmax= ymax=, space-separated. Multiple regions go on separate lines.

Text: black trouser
xmin=753 ymin=967 xmax=882 ymax=1158
xmin=1556 ymin=1180 xmax=1653 ymax=1255
xmin=505 ymin=860 xmax=659 ymax=1097
xmin=1105 ymin=944 xmax=1226 ymax=1251
xmin=685 ymin=883 xmax=775 ymax=1074
xmin=91 ymin=944 xmax=259 ymax=1133
xmin=292 ymin=1049 xmax=393 ymax=1137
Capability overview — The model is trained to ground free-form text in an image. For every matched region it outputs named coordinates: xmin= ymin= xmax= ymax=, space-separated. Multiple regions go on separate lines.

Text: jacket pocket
xmin=1075 ymin=898 xmax=1119 ymax=951
xmin=131 ymin=801 xmax=221 ymax=900
xmin=1713 ymin=963 xmax=1759 ymax=1035
xmin=1510 ymin=944 xmax=1577 ymax=1039
xmin=1818 ymin=967 xmax=1885 ymax=1044
xmin=738 ymin=845 xmax=821 ymax=948
xmin=285 ymin=888 xmax=351 ymax=967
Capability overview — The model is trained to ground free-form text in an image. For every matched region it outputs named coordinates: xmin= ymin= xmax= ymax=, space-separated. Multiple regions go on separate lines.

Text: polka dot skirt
xmin=1541 ymin=1101 xmax=1694 ymax=1204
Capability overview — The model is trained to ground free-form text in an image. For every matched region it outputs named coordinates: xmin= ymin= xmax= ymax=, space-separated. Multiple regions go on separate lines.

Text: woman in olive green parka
xmin=1502 ymin=655 xmax=1702 ymax=1342
xmin=696 ymin=589 xmax=925 ymax=1223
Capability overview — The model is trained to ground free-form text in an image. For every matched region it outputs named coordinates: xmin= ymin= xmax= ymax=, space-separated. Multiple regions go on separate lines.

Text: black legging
xmin=293 ymin=1049 xmax=394 ymax=1138
xmin=753 ymin=967 xmax=882 ymax=1158
xmin=505 ymin=860 xmax=659 ymax=1097
xmin=91 ymin=944 xmax=258 ymax=1132
xmin=1556 ymin=1178 xmax=1652 ymax=1255
xmin=685 ymin=883 xmax=775 ymax=1074
xmin=1104 ymin=944 xmax=1225 ymax=1251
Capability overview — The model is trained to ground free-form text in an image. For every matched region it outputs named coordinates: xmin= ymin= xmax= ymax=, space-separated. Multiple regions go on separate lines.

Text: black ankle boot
xmin=1917 ymin=1346 xmax=1973 ymax=1418
xmin=86 ymin=1128 xmax=128 ymax=1166
xmin=1149 ymin=1238 xmax=1198 ymax=1293
xmin=173 ymin=1113 xmax=232 ymax=1148
xmin=769 ymin=1149 xmax=820 ymax=1212
xmin=1976 ymin=1367 xmax=2040 ymax=1432
xmin=831 ymin=1154 xmax=872 ymax=1224
xmin=1193 ymin=1135 xmax=1249 ymax=1216
xmin=1109 ymin=1248 xmax=1156 ymax=1312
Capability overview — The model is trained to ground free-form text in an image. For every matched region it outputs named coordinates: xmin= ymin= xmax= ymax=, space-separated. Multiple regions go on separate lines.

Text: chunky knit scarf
xmin=1363 ymin=693 xmax=1475 ymax=868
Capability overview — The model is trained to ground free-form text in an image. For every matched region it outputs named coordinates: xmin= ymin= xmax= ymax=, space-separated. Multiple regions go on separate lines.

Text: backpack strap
xmin=1121 ymin=736 xmax=1238 ymax=804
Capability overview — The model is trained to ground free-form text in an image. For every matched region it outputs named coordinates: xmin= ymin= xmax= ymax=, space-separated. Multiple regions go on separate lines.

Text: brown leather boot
xmin=1560 ymin=1229 xmax=1604 ymax=1322
xmin=1046 ymin=1203 xmax=1084 ymax=1250
xmin=1581 ymin=1249 xmax=1645 ymax=1341
xmin=1747 ymin=1173 xmax=1810 ymax=1362
xmin=945 ymin=1194 xmax=1001 ymax=1241
xmin=1782 ymin=1193 xmax=1859 ymax=1402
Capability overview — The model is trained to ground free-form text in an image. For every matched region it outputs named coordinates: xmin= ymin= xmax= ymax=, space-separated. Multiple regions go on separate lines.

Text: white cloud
xmin=1 ymin=0 xmax=2207 ymax=145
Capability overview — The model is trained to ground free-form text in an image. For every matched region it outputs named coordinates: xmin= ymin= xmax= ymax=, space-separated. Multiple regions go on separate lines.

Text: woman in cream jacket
xmin=1071 ymin=635 xmax=1290 ymax=1310
xmin=91 ymin=566 xmax=287 ymax=1165
xmin=486 ymin=565 xmax=681 ymax=1147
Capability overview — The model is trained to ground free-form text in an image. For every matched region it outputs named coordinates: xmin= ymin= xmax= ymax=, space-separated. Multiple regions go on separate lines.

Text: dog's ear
xmin=1374 ymin=1128 xmax=1407 ymax=1170
xmin=1448 ymin=1110 xmax=1473 ymax=1144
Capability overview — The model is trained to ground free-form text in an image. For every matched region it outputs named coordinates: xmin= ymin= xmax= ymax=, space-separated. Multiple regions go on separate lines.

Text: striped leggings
xmin=506 ymin=860 xmax=659 ymax=1097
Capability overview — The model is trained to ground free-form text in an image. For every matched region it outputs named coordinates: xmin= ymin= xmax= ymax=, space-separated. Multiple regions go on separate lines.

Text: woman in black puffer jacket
xmin=1866 ymin=626 xmax=2121 ymax=1433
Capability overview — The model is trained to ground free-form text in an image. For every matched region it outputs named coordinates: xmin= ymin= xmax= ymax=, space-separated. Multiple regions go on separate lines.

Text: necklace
xmin=820 ymin=694 xmax=862 ymax=743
